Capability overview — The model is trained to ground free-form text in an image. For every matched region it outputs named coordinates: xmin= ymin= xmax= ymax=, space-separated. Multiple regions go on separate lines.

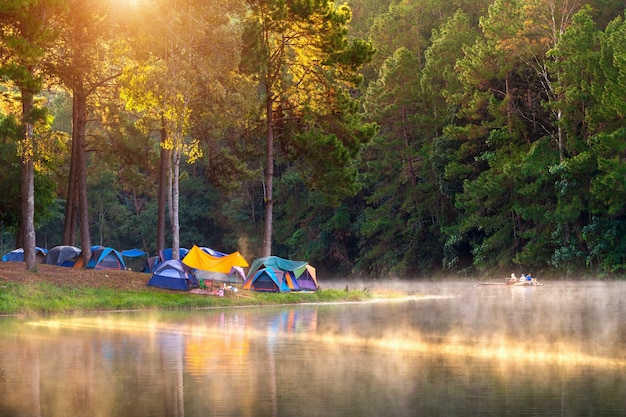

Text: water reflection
xmin=1 ymin=281 xmax=625 ymax=416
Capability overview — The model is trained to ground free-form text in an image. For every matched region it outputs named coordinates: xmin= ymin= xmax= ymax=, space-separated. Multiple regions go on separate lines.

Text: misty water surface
xmin=0 ymin=280 xmax=625 ymax=416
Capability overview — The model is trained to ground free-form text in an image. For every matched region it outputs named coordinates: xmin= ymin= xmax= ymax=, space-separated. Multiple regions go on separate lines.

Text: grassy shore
xmin=0 ymin=263 xmax=380 ymax=315
xmin=0 ymin=281 xmax=375 ymax=315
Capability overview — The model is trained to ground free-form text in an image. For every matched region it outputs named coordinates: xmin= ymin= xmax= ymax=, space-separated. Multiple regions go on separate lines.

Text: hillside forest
xmin=1 ymin=0 xmax=625 ymax=278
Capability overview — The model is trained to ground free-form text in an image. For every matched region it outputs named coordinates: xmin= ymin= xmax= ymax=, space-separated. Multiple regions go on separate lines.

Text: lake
xmin=1 ymin=280 xmax=625 ymax=416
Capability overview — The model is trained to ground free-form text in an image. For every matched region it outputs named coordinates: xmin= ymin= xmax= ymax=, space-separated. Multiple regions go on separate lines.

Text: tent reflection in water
xmin=182 ymin=245 xmax=249 ymax=289
xmin=243 ymin=256 xmax=319 ymax=292
xmin=146 ymin=259 xmax=198 ymax=291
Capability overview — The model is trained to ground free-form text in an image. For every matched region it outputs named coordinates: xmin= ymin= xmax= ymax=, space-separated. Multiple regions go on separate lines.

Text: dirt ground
xmin=0 ymin=262 xmax=150 ymax=290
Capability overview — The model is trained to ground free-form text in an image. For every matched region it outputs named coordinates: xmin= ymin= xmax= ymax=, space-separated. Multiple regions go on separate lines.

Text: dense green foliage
xmin=1 ymin=0 xmax=626 ymax=278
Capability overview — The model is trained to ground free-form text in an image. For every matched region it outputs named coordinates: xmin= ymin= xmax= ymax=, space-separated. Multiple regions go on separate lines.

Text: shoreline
xmin=0 ymin=263 xmax=430 ymax=316
xmin=0 ymin=261 xmax=415 ymax=316
xmin=0 ymin=291 xmax=429 ymax=318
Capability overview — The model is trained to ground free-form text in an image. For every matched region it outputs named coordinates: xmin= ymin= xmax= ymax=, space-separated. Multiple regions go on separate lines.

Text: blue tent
xmin=146 ymin=259 xmax=198 ymax=291
xmin=2 ymin=247 xmax=48 ymax=263
xmin=246 ymin=256 xmax=318 ymax=291
xmin=121 ymin=249 xmax=148 ymax=272
xmin=158 ymin=248 xmax=189 ymax=262
xmin=153 ymin=248 xmax=189 ymax=271
xmin=122 ymin=248 xmax=147 ymax=258
xmin=243 ymin=268 xmax=290 ymax=292
xmin=86 ymin=246 xmax=125 ymax=270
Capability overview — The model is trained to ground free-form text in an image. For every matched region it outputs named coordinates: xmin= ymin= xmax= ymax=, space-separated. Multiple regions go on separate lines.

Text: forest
xmin=1 ymin=0 xmax=625 ymax=278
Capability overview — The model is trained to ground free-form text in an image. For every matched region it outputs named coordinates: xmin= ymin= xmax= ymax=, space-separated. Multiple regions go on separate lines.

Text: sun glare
xmin=29 ymin=317 xmax=626 ymax=370
xmin=111 ymin=0 xmax=140 ymax=9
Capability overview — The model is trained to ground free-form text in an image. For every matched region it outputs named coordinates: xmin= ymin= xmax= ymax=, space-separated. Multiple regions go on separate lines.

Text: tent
xmin=142 ymin=256 xmax=158 ymax=273
xmin=196 ymin=266 xmax=246 ymax=285
xmin=182 ymin=245 xmax=248 ymax=285
xmin=246 ymin=256 xmax=318 ymax=291
xmin=285 ymin=264 xmax=319 ymax=291
xmin=2 ymin=247 xmax=48 ymax=263
xmin=122 ymin=249 xmax=148 ymax=272
xmin=44 ymin=245 xmax=81 ymax=267
xmin=84 ymin=246 xmax=126 ymax=270
xmin=151 ymin=248 xmax=189 ymax=272
xmin=242 ymin=268 xmax=290 ymax=292
xmin=146 ymin=259 xmax=198 ymax=291
xmin=159 ymin=248 xmax=189 ymax=262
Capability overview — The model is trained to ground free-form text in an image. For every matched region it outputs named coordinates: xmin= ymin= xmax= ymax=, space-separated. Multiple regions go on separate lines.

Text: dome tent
xmin=146 ymin=259 xmax=198 ymax=291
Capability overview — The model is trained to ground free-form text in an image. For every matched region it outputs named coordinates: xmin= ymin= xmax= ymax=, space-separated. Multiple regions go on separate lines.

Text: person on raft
xmin=525 ymin=273 xmax=539 ymax=285
xmin=506 ymin=273 xmax=518 ymax=284
xmin=507 ymin=273 xmax=539 ymax=285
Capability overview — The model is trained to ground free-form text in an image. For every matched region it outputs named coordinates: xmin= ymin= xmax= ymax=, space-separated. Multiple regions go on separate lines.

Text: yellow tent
xmin=182 ymin=245 xmax=248 ymax=273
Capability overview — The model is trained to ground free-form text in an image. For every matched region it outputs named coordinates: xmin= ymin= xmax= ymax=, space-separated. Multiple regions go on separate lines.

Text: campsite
xmin=0 ymin=258 xmax=375 ymax=316
xmin=3 ymin=244 xmax=317 ymax=290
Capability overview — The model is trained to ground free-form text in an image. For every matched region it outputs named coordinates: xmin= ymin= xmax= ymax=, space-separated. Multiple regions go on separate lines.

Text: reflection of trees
xmin=158 ymin=333 xmax=185 ymax=417
xmin=0 ymin=320 xmax=187 ymax=417
xmin=0 ymin=309 xmax=323 ymax=416
xmin=2 ymin=298 xmax=626 ymax=415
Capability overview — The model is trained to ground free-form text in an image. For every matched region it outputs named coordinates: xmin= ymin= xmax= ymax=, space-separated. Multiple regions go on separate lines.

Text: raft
xmin=475 ymin=281 xmax=544 ymax=287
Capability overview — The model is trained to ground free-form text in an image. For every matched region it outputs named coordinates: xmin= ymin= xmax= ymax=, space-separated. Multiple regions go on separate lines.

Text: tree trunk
xmin=171 ymin=147 xmax=181 ymax=260
xmin=263 ymin=94 xmax=274 ymax=257
xmin=401 ymin=105 xmax=416 ymax=187
xmin=505 ymin=73 xmax=513 ymax=133
xmin=75 ymin=90 xmax=91 ymax=264
xmin=63 ymin=93 xmax=80 ymax=245
xmin=20 ymin=91 xmax=36 ymax=271
xmin=157 ymin=126 xmax=169 ymax=253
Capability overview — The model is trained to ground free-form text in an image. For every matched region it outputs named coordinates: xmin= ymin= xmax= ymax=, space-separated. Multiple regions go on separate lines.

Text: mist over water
xmin=1 ymin=280 xmax=625 ymax=416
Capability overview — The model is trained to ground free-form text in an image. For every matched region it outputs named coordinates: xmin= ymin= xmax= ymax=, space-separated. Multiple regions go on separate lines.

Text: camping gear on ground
xmin=122 ymin=249 xmax=148 ymax=272
xmin=244 ymin=256 xmax=318 ymax=292
xmin=2 ymin=247 xmax=48 ymax=263
xmin=146 ymin=259 xmax=198 ymax=291
xmin=182 ymin=245 xmax=248 ymax=288
xmin=44 ymin=245 xmax=81 ymax=267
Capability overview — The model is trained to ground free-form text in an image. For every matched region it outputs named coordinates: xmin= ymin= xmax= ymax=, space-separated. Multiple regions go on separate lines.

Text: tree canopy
xmin=1 ymin=0 xmax=625 ymax=278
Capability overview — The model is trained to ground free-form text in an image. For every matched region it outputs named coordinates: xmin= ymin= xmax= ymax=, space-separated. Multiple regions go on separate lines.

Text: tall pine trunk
xmin=63 ymin=93 xmax=80 ymax=245
xmin=62 ymin=87 xmax=92 ymax=264
xmin=21 ymin=91 xmax=36 ymax=271
xmin=157 ymin=125 xmax=169 ymax=253
xmin=263 ymin=94 xmax=274 ymax=257
xmin=171 ymin=147 xmax=181 ymax=260
xmin=74 ymin=89 xmax=91 ymax=264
